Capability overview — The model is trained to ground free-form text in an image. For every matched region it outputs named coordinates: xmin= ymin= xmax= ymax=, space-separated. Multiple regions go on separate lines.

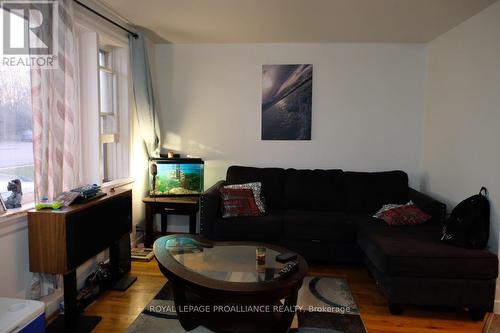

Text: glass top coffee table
xmin=154 ymin=234 xmax=308 ymax=333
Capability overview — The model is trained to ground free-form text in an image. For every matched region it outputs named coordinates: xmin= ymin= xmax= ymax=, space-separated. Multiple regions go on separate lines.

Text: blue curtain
xmin=129 ymin=32 xmax=161 ymax=157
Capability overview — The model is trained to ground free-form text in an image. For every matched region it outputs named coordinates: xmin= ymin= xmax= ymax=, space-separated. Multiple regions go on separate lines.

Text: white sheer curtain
xmin=31 ymin=0 xmax=80 ymax=201
xmin=29 ymin=0 xmax=79 ymax=299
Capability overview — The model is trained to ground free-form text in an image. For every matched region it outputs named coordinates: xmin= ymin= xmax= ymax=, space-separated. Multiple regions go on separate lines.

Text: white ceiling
xmin=100 ymin=0 xmax=497 ymax=43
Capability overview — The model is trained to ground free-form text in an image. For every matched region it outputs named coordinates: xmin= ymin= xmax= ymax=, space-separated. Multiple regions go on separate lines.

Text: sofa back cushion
xmin=226 ymin=166 xmax=285 ymax=209
xmin=344 ymin=171 xmax=409 ymax=214
xmin=283 ymin=169 xmax=345 ymax=211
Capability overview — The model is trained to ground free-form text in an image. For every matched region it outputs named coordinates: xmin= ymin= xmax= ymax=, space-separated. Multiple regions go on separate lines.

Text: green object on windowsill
xmin=35 ymin=201 xmax=62 ymax=211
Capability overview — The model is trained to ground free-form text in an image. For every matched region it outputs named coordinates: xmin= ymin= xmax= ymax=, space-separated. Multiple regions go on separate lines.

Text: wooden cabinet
xmin=142 ymin=196 xmax=199 ymax=247
xmin=28 ymin=188 xmax=132 ymax=274
xmin=27 ymin=188 xmax=133 ymax=332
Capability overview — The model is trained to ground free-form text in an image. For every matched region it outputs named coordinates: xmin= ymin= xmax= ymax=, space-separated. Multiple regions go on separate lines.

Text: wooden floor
xmin=84 ymin=260 xmax=485 ymax=333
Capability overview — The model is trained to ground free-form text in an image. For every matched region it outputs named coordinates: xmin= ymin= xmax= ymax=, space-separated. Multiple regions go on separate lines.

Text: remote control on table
xmin=71 ymin=184 xmax=101 ymax=198
xmin=278 ymin=260 xmax=299 ymax=277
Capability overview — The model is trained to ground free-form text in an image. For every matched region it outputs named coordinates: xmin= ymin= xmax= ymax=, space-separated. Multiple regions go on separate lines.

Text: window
xmin=98 ymin=45 xmax=130 ymax=184
xmin=0 ymin=8 xmax=34 ymax=205
xmin=75 ymin=21 xmax=130 ymax=187
xmin=99 ymin=49 xmax=115 ymax=116
xmin=99 ymin=48 xmax=118 ymax=183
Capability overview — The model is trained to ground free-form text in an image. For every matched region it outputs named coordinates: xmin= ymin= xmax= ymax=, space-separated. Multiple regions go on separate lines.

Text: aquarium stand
xmin=142 ymin=196 xmax=200 ymax=247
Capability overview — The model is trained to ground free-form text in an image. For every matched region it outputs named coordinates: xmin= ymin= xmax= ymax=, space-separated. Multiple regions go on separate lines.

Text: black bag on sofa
xmin=442 ymin=187 xmax=490 ymax=249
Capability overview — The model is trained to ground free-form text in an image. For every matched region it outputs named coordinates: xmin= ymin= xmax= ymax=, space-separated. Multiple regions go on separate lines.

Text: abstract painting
xmin=261 ymin=64 xmax=313 ymax=140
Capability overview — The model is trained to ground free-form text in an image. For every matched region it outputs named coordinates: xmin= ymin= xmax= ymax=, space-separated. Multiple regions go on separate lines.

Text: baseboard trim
xmin=493 ymin=300 xmax=500 ymax=314
xmin=40 ymin=289 xmax=63 ymax=319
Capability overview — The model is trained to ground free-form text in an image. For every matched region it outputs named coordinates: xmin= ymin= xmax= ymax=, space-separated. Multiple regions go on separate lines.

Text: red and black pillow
xmin=219 ymin=188 xmax=261 ymax=218
xmin=377 ymin=204 xmax=431 ymax=226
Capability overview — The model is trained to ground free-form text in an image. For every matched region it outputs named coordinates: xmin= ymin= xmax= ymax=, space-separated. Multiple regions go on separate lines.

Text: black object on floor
xmin=112 ymin=274 xmax=138 ymax=291
xmin=46 ymin=314 xmax=101 ymax=333
xmin=110 ymin=233 xmax=137 ymax=291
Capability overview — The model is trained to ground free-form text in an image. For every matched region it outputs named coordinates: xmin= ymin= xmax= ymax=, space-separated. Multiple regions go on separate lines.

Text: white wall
xmin=0 ymin=217 xmax=32 ymax=299
xmin=421 ymin=1 xmax=500 ymax=254
xmin=420 ymin=1 xmax=500 ymax=312
xmin=155 ymin=43 xmax=427 ymax=188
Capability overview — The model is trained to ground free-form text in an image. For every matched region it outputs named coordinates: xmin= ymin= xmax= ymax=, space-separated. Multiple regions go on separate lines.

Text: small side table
xmin=143 ymin=196 xmax=200 ymax=247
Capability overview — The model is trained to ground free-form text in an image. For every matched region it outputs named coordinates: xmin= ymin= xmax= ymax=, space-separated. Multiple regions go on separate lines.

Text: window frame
xmin=98 ymin=46 xmax=118 ymax=183
xmin=98 ymin=47 xmax=116 ymax=117
xmin=75 ymin=15 xmax=132 ymax=188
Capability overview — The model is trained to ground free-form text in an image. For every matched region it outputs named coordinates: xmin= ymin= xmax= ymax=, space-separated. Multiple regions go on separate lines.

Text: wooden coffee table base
xmin=171 ymin=280 xmax=300 ymax=333
xmin=171 ymin=282 xmax=201 ymax=331
xmin=154 ymin=235 xmax=308 ymax=333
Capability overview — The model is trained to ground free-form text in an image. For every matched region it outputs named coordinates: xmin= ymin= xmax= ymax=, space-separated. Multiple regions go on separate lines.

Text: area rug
xmin=127 ymin=277 xmax=367 ymax=333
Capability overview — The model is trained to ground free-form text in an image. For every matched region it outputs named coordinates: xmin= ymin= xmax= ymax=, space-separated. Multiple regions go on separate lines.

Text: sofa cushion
xmin=227 ymin=166 xmax=285 ymax=209
xmin=283 ymin=210 xmax=356 ymax=243
xmin=212 ymin=213 xmax=282 ymax=241
xmin=283 ymin=169 xmax=345 ymax=211
xmin=355 ymin=215 xmax=498 ymax=279
xmin=344 ymin=171 xmax=409 ymax=214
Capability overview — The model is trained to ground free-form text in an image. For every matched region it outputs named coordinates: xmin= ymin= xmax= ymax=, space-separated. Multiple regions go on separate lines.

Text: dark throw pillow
xmin=223 ymin=182 xmax=266 ymax=213
xmin=379 ymin=204 xmax=431 ymax=226
xmin=220 ymin=188 xmax=261 ymax=218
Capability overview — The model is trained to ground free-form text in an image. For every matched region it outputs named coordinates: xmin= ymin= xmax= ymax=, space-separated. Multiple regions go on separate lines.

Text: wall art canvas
xmin=261 ymin=64 xmax=312 ymax=140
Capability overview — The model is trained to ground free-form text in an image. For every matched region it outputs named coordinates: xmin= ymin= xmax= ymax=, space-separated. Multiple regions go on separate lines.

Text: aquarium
xmin=149 ymin=158 xmax=204 ymax=196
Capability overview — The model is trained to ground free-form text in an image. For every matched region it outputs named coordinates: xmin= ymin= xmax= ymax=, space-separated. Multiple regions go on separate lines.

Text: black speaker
xmin=110 ymin=234 xmax=137 ymax=291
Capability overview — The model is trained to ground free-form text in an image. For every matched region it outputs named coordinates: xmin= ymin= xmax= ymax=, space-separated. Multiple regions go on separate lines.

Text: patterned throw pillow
xmin=373 ymin=201 xmax=414 ymax=218
xmin=219 ymin=188 xmax=261 ymax=218
xmin=223 ymin=182 xmax=266 ymax=213
xmin=378 ymin=204 xmax=431 ymax=226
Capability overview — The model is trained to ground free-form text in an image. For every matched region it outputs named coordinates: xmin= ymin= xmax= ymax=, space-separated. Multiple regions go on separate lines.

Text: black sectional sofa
xmin=200 ymin=166 xmax=498 ymax=319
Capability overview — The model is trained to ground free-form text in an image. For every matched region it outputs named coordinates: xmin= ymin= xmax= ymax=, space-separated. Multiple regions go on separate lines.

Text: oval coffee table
xmin=153 ymin=234 xmax=308 ymax=333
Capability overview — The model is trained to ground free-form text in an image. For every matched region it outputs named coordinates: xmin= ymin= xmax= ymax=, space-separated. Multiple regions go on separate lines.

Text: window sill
xmin=0 ymin=202 xmax=34 ymax=225
xmin=1 ymin=203 xmax=35 ymax=219
xmin=102 ymin=178 xmax=134 ymax=191
xmin=0 ymin=178 xmax=134 ymax=224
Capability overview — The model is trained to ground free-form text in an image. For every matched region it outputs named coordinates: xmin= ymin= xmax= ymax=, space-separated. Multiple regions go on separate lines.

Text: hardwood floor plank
xmin=84 ymin=260 xmax=484 ymax=333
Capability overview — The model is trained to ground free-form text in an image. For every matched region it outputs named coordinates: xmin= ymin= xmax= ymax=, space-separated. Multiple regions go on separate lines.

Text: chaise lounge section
xmin=356 ymin=212 xmax=497 ymax=319
xmin=200 ymin=166 xmax=498 ymax=319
